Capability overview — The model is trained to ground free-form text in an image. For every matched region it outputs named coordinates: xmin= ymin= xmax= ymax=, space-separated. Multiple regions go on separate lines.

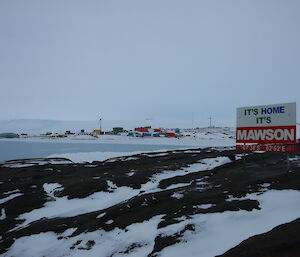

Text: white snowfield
xmin=1 ymin=132 xmax=235 ymax=147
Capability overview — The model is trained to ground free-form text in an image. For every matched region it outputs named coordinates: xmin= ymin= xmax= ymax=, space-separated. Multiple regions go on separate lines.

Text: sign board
xmin=236 ymin=144 xmax=297 ymax=153
xmin=236 ymin=102 xmax=296 ymax=144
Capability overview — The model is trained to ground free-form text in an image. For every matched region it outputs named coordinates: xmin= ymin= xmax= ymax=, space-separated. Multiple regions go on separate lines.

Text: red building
xmin=135 ymin=127 xmax=149 ymax=132
xmin=165 ymin=132 xmax=177 ymax=137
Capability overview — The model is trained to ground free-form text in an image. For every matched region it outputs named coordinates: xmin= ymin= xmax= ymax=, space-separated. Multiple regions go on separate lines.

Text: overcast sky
xmin=1 ymin=0 xmax=299 ymax=126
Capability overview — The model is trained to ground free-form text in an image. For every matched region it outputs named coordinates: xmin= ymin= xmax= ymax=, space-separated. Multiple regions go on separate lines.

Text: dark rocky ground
xmin=217 ymin=218 xmax=300 ymax=257
xmin=0 ymin=148 xmax=300 ymax=256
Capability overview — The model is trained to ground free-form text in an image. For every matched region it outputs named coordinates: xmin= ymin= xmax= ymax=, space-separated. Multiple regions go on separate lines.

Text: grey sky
xmin=1 ymin=0 xmax=299 ymax=125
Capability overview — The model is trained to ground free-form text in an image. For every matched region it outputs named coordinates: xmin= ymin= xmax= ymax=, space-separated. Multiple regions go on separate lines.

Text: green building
xmin=113 ymin=127 xmax=124 ymax=134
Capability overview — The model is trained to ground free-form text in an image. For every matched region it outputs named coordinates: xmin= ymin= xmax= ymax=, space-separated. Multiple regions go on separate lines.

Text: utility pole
xmin=209 ymin=116 xmax=212 ymax=127
xmin=99 ymin=117 xmax=102 ymax=134
xmin=287 ymin=152 xmax=290 ymax=172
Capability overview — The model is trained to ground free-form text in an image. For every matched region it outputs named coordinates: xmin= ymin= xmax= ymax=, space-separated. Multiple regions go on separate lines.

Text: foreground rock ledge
xmin=0 ymin=148 xmax=299 ymax=257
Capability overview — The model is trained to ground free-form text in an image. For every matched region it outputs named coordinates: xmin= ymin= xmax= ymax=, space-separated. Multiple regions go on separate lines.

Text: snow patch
xmin=17 ymin=185 xmax=139 ymax=229
xmin=0 ymin=193 xmax=23 ymax=204
xmin=171 ymin=192 xmax=184 ymax=199
xmin=43 ymin=183 xmax=64 ymax=198
xmin=196 ymin=204 xmax=213 ymax=209
xmin=3 ymin=189 xmax=21 ymax=195
xmin=0 ymin=208 xmax=6 ymax=220
xmin=96 ymin=213 xmax=106 ymax=219
xmin=3 ymin=163 xmax=35 ymax=168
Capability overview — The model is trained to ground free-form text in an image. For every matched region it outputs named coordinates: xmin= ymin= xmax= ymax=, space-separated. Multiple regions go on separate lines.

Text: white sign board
xmin=236 ymin=102 xmax=296 ymax=145
xmin=237 ymin=102 xmax=296 ymax=127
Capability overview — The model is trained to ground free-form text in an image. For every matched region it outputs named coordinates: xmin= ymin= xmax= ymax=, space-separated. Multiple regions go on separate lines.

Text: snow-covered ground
xmin=0 ymin=130 xmax=235 ymax=162
xmin=157 ymin=190 xmax=300 ymax=257
xmin=2 ymin=150 xmax=300 ymax=257
xmin=4 ymin=126 xmax=298 ymax=256
xmin=4 ymin=179 xmax=300 ymax=257
xmin=12 ymin=157 xmax=231 ymax=230
xmin=1 ymin=132 xmax=235 ymax=147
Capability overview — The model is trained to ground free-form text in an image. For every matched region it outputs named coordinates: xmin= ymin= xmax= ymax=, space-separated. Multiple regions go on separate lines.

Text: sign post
xmin=236 ymin=102 xmax=297 ymax=171
xmin=287 ymin=153 xmax=290 ymax=172
xmin=243 ymin=143 xmax=246 ymax=171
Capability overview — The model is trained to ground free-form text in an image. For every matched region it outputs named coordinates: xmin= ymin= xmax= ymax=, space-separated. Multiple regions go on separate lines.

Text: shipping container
xmin=135 ymin=127 xmax=149 ymax=132
xmin=93 ymin=129 xmax=101 ymax=134
xmin=165 ymin=132 xmax=177 ymax=137
xmin=128 ymin=132 xmax=143 ymax=137
xmin=113 ymin=127 xmax=124 ymax=133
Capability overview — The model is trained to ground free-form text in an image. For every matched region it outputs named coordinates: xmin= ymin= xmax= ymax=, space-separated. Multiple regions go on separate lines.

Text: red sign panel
xmin=236 ymin=125 xmax=296 ymax=144
xmin=236 ymin=144 xmax=297 ymax=153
